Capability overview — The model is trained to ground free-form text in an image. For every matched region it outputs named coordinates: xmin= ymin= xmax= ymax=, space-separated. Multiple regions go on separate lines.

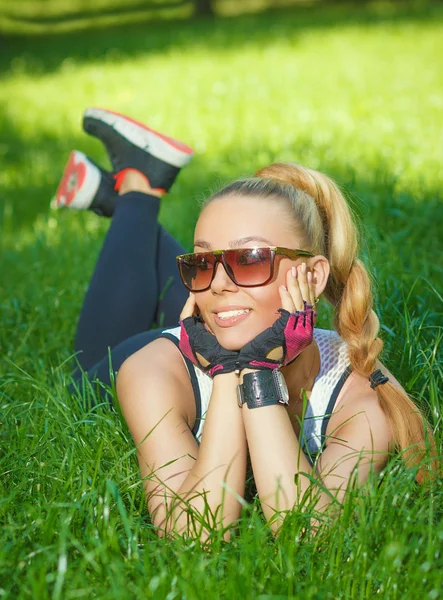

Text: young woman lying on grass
xmin=54 ymin=108 xmax=438 ymax=539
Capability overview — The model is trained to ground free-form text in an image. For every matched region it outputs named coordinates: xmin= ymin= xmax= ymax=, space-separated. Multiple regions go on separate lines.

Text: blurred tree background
xmin=1 ymin=0 xmax=441 ymax=33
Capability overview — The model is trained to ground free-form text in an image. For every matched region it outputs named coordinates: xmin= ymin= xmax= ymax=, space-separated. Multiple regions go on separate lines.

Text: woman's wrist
xmin=212 ymin=371 xmax=241 ymax=385
xmin=211 ymin=371 xmax=243 ymax=407
xmin=239 ymin=368 xmax=261 ymax=384
xmin=212 ymin=368 xmax=261 ymax=386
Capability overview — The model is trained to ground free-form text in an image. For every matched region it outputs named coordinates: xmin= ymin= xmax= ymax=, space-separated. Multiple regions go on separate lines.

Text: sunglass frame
xmin=176 ymin=246 xmax=315 ymax=292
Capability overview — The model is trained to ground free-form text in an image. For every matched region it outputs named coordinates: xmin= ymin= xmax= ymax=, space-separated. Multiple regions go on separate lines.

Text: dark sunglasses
xmin=176 ymin=246 xmax=315 ymax=292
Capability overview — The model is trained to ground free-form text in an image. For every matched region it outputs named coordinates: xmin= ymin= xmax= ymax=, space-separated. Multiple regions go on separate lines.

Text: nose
xmin=210 ymin=260 xmax=238 ymax=294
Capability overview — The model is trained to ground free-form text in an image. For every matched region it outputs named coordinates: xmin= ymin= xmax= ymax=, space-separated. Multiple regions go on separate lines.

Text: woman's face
xmin=193 ymin=195 xmax=312 ymax=350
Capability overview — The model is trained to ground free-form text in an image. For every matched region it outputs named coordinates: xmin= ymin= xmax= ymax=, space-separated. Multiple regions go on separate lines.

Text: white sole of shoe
xmin=84 ymin=108 xmax=194 ymax=169
xmin=52 ymin=150 xmax=101 ymax=210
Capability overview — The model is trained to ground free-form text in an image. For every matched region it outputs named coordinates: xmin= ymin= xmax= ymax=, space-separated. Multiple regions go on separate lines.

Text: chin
xmin=213 ymin=326 xmax=259 ymax=351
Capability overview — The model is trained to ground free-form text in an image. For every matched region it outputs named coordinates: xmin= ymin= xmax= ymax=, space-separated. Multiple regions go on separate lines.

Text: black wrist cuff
xmin=246 ymin=395 xmax=284 ymax=410
xmin=238 ymin=369 xmax=289 ymax=409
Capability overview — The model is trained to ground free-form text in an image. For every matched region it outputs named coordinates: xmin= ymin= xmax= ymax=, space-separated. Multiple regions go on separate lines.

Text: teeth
xmin=217 ymin=309 xmax=251 ymax=320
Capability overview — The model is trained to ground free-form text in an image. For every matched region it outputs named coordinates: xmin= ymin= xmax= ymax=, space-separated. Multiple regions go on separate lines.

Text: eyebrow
xmin=193 ymin=236 xmax=275 ymax=249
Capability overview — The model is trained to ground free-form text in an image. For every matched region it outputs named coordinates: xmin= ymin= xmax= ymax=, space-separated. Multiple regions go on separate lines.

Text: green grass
xmin=1 ymin=2 xmax=443 ymax=598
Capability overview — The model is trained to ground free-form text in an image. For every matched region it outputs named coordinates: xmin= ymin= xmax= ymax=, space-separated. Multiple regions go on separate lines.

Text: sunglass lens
xmin=225 ymin=248 xmax=272 ymax=286
xmin=179 ymin=253 xmax=214 ymax=291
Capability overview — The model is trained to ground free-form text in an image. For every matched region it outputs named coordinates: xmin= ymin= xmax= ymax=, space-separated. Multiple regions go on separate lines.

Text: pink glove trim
xmin=249 ymin=360 xmax=279 ymax=369
xmin=178 ymin=321 xmax=196 ymax=365
xmin=209 ymin=364 xmax=224 ymax=377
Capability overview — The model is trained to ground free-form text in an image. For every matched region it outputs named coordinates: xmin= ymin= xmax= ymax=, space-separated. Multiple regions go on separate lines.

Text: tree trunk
xmin=194 ymin=0 xmax=215 ymax=17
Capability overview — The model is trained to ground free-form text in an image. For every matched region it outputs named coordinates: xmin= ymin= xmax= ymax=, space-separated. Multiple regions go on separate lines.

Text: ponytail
xmin=204 ymin=162 xmax=439 ymax=484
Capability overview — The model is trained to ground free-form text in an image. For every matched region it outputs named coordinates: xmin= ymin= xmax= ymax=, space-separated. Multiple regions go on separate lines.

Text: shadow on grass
xmin=1 ymin=103 xmax=442 ymax=240
xmin=1 ymin=101 xmax=443 ymax=246
xmin=1 ymin=0 xmax=188 ymax=26
xmin=1 ymin=2 xmax=442 ymax=76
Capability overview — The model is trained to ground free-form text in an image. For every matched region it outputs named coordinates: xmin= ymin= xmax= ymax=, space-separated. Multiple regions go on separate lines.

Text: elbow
xmin=149 ymin=500 xmax=239 ymax=542
xmin=116 ymin=353 xmax=142 ymax=418
xmin=115 ymin=355 xmax=132 ymax=404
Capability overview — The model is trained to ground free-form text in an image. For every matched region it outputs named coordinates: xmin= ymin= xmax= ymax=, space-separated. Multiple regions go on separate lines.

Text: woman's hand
xmin=178 ymin=293 xmax=240 ymax=377
xmin=237 ymin=264 xmax=317 ymax=370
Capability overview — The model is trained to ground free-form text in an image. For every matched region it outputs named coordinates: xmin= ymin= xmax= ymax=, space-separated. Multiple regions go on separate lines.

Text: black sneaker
xmin=82 ymin=107 xmax=194 ymax=193
xmin=51 ymin=150 xmax=117 ymax=217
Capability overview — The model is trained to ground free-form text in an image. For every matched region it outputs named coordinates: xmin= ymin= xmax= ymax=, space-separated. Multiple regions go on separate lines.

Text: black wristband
xmin=238 ymin=370 xmax=289 ymax=409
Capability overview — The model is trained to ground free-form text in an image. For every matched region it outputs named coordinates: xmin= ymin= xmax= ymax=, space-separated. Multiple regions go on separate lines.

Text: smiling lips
xmin=213 ymin=307 xmax=252 ymax=328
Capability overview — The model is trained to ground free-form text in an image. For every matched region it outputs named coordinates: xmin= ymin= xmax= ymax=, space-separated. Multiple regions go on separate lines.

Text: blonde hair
xmin=203 ymin=162 xmax=439 ymax=484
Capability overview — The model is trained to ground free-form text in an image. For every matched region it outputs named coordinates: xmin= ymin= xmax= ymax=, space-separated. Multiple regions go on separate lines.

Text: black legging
xmin=72 ymin=192 xmax=188 ymax=389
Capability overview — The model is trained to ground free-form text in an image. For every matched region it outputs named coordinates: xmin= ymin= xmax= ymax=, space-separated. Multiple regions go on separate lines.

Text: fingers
xmin=306 ymin=269 xmax=316 ymax=308
xmin=283 ymin=262 xmax=316 ymax=313
xmin=286 ymin=266 xmax=305 ymax=312
xmin=297 ymin=263 xmax=311 ymax=306
xmin=179 ymin=292 xmax=197 ymax=321
xmin=279 ymin=282 xmax=296 ymax=312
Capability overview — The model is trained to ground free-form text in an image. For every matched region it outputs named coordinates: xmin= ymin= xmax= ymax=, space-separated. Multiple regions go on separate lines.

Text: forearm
xmin=163 ymin=373 xmax=247 ymax=538
xmin=242 ymin=397 xmax=332 ymax=531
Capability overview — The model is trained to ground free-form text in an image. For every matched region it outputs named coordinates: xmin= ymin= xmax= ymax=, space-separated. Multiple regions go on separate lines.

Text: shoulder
xmin=116 ymin=336 xmax=196 ymax=423
xmin=315 ymin=326 xmax=404 ymax=405
xmin=118 ymin=335 xmax=184 ymax=374
xmin=325 ymin=357 xmax=403 ymax=455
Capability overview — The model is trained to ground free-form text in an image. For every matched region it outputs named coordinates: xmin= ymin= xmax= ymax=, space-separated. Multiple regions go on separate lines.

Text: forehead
xmin=194 ymin=195 xmax=299 ymax=249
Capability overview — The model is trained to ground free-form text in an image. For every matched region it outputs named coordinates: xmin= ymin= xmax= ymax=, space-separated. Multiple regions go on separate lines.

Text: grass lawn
xmin=1 ymin=1 xmax=443 ymax=598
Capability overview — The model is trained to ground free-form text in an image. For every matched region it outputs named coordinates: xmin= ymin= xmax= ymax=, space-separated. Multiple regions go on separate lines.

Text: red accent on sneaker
xmin=113 ymin=168 xmax=167 ymax=196
xmin=56 ymin=152 xmax=86 ymax=206
xmin=91 ymin=107 xmax=193 ymax=155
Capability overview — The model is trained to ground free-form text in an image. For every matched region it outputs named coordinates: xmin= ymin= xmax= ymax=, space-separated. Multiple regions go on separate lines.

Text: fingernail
xmin=302 ymin=262 xmax=306 ymax=274
xmin=281 ymin=285 xmax=288 ymax=292
xmin=291 ymin=266 xmax=297 ymax=278
xmin=307 ymin=271 xmax=312 ymax=283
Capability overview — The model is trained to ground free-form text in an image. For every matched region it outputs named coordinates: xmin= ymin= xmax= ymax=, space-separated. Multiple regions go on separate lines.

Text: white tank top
xmin=159 ymin=326 xmax=352 ymax=463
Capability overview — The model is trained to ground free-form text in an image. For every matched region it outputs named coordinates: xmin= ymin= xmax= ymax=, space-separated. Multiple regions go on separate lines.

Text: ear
xmin=308 ymin=255 xmax=330 ymax=298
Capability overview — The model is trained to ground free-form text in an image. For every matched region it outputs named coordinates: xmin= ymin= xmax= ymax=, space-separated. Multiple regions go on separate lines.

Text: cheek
xmin=253 ymin=257 xmax=291 ymax=319
xmin=194 ymin=294 xmax=209 ymax=317
xmin=194 ymin=294 xmax=215 ymax=333
xmin=252 ymin=286 xmax=283 ymax=327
